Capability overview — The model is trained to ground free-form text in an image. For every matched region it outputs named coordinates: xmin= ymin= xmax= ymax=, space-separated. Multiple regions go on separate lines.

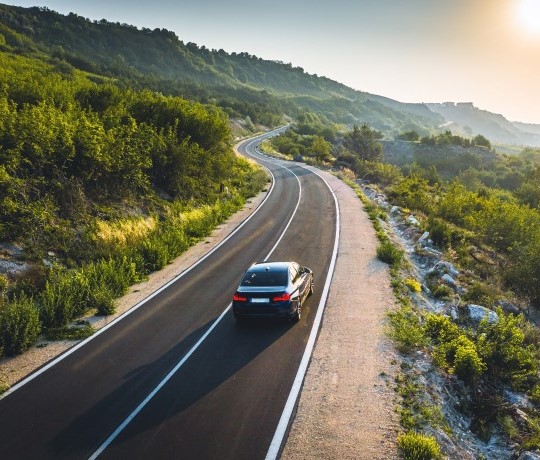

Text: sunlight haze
xmin=5 ymin=0 xmax=540 ymax=123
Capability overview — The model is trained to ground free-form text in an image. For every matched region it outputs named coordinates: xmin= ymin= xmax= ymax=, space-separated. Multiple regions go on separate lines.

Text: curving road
xmin=0 ymin=128 xmax=338 ymax=460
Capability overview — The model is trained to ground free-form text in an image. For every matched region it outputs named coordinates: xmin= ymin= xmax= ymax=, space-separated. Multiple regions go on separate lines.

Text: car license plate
xmin=251 ymin=298 xmax=269 ymax=303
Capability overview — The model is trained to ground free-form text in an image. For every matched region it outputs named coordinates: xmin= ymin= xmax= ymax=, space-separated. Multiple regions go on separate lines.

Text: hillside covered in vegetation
xmin=0 ymin=35 xmax=266 ymax=357
xmin=2 ymin=4 xmax=538 ymax=147
xmin=0 ymin=4 xmax=446 ymax=135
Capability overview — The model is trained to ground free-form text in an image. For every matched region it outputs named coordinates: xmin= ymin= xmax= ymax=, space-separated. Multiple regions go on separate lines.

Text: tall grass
xmin=0 ymin=161 xmax=267 ymax=356
xmin=0 ymin=294 xmax=41 ymax=356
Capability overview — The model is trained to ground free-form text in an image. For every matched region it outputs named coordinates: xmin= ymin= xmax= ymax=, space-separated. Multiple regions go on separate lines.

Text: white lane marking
xmin=89 ymin=132 xmax=303 ymax=459
xmin=1 ymin=131 xmax=282 ymax=401
xmin=264 ymin=166 xmax=340 ymax=460
xmin=89 ymin=304 xmax=232 ymax=460
xmin=263 ymin=164 xmax=301 ymax=262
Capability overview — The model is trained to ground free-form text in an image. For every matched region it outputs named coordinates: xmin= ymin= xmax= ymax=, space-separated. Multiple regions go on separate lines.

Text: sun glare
xmin=516 ymin=0 xmax=540 ymax=35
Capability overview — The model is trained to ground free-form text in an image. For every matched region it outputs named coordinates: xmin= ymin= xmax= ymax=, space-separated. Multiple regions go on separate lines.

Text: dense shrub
xmin=0 ymin=295 xmax=41 ymax=356
xmin=429 ymin=334 xmax=485 ymax=384
xmin=377 ymin=240 xmax=405 ymax=267
xmin=425 ymin=312 xmax=538 ymax=389
xmin=476 ymin=310 xmax=539 ymax=389
xmin=397 ymin=431 xmax=442 ymax=460
xmin=387 ymin=306 xmax=427 ymax=353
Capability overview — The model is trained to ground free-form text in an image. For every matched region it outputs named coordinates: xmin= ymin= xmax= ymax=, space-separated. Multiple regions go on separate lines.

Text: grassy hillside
xmin=0 ymin=4 xmax=444 ymax=134
xmin=0 ymin=39 xmax=267 ymax=356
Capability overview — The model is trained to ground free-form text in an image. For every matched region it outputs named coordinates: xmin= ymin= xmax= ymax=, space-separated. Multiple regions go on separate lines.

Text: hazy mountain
xmin=0 ymin=4 xmax=442 ymax=134
xmin=0 ymin=4 xmax=537 ymax=146
xmin=426 ymin=102 xmax=540 ymax=147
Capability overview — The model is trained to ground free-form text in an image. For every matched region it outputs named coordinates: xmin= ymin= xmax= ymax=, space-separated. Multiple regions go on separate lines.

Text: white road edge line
xmin=1 ymin=131 xmax=282 ymax=400
xmin=264 ymin=166 xmax=340 ymax=460
xmin=89 ymin=135 xmax=302 ymax=459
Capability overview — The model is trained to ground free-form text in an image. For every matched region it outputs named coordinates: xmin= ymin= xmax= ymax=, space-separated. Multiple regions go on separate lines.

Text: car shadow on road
xmin=51 ymin=313 xmax=295 ymax=458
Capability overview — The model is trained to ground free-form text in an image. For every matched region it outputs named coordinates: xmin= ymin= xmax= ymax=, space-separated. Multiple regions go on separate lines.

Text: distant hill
xmin=0 ymin=4 xmax=443 ymax=134
xmin=0 ymin=4 xmax=538 ymax=146
xmin=426 ymin=102 xmax=540 ymax=147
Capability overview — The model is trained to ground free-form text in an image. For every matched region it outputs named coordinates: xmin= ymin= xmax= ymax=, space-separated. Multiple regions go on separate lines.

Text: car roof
xmin=247 ymin=262 xmax=293 ymax=273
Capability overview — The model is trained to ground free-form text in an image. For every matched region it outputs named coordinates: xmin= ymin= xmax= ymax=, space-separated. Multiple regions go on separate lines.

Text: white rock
xmin=390 ymin=205 xmax=399 ymax=215
xmin=466 ymin=304 xmax=499 ymax=325
xmin=406 ymin=215 xmax=420 ymax=226
xmin=417 ymin=231 xmax=430 ymax=244
xmin=441 ymin=274 xmax=457 ymax=287
xmin=434 ymin=261 xmax=460 ymax=277
xmin=518 ymin=452 xmax=540 ymax=460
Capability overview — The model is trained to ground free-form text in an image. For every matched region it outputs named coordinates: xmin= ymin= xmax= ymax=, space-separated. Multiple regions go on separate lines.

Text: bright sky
xmin=5 ymin=0 xmax=540 ymax=124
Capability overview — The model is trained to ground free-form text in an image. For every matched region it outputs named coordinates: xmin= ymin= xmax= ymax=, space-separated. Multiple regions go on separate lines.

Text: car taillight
xmin=233 ymin=293 xmax=247 ymax=302
xmin=272 ymin=293 xmax=291 ymax=302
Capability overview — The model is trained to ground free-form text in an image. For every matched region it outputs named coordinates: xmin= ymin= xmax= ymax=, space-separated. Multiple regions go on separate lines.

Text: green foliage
xmin=473 ymin=134 xmax=492 ymax=150
xmin=387 ymin=306 xmax=427 ymax=353
xmin=476 ymin=310 xmax=539 ymax=389
xmin=431 ymin=284 xmax=453 ymax=300
xmin=0 ymin=295 xmax=41 ymax=356
xmin=424 ymin=314 xmax=460 ymax=345
xmin=453 ymin=337 xmax=486 ymax=383
xmin=462 ymin=281 xmax=497 ymax=307
xmin=397 ymin=431 xmax=442 ymax=460
xmin=343 ymin=123 xmax=383 ymax=162
xmin=421 ymin=130 xmax=474 ymax=148
xmin=388 ymin=175 xmax=434 ymax=214
xmin=397 ymin=131 xmax=420 ymax=142
xmin=404 ymin=278 xmax=422 ymax=293
xmin=44 ymin=322 xmax=94 ymax=340
xmin=425 ymin=311 xmax=538 ymax=389
xmin=377 ymin=240 xmax=405 ymax=267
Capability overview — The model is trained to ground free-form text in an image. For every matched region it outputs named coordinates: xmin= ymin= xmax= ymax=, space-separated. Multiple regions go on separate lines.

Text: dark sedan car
xmin=232 ymin=261 xmax=314 ymax=322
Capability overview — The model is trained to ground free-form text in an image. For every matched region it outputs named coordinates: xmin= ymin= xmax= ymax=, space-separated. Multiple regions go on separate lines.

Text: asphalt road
xmin=0 ymin=129 xmax=338 ymax=460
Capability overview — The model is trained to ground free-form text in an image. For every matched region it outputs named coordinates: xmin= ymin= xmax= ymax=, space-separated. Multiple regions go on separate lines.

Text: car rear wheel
xmin=292 ymin=300 xmax=302 ymax=323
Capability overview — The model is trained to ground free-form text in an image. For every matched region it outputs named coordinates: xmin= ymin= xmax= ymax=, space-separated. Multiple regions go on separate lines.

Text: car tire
xmin=308 ymin=278 xmax=314 ymax=296
xmin=292 ymin=300 xmax=301 ymax=323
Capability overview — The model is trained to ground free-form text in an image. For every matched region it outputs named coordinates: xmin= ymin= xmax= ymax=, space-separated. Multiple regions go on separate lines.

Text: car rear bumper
xmin=232 ymin=302 xmax=295 ymax=319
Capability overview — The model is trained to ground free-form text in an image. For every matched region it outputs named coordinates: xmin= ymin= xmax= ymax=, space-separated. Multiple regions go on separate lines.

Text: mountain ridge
xmin=0 ymin=4 xmax=538 ymax=146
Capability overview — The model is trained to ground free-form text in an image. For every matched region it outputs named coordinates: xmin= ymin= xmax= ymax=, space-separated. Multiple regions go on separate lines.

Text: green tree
xmin=310 ymin=135 xmax=332 ymax=163
xmin=397 ymin=130 xmax=420 ymax=142
xmin=473 ymin=134 xmax=492 ymax=150
xmin=343 ymin=123 xmax=383 ymax=162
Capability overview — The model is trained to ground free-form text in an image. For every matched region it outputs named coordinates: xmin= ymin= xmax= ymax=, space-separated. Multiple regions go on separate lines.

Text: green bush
xmin=90 ymin=289 xmax=116 ymax=316
xmin=397 ymin=431 xmax=442 ymax=460
xmin=424 ymin=314 xmax=460 ymax=345
xmin=431 ymin=284 xmax=453 ymax=299
xmin=476 ymin=310 xmax=538 ymax=389
xmin=387 ymin=306 xmax=427 ymax=353
xmin=425 ymin=315 xmax=486 ymax=384
xmin=377 ymin=240 xmax=405 ymax=267
xmin=453 ymin=338 xmax=486 ymax=383
xmin=0 ymin=295 xmax=41 ymax=356
xmin=39 ymin=276 xmax=78 ymax=328
xmin=138 ymin=238 xmax=170 ymax=274
xmin=463 ymin=281 xmax=497 ymax=307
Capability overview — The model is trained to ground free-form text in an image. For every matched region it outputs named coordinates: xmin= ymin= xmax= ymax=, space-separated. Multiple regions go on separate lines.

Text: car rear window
xmin=241 ymin=270 xmax=288 ymax=287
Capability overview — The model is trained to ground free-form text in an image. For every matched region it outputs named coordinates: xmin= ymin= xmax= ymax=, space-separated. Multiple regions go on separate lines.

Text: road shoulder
xmin=281 ymin=167 xmax=400 ymax=459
